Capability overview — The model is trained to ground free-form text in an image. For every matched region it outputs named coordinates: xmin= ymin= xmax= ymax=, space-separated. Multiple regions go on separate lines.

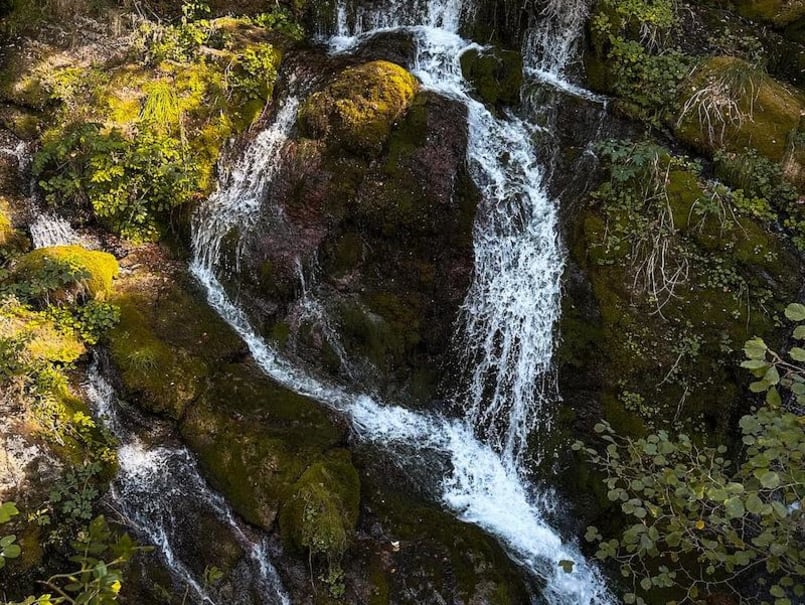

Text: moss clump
xmin=733 ymin=0 xmax=805 ymax=27
xmin=181 ymin=361 xmax=345 ymax=529
xmin=279 ymin=450 xmax=360 ymax=560
xmin=11 ymin=245 xmax=119 ymax=301
xmin=107 ymin=294 xmax=207 ymax=419
xmin=674 ymin=56 xmax=804 ymax=162
xmin=0 ymin=203 xmax=12 ymax=248
xmin=460 ymin=47 xmax=523 ymax=107
xmin=299 ymin=60 xmax=419 ymax=155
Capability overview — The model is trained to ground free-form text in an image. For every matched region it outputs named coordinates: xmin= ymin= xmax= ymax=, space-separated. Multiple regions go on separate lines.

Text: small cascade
xmin=190 ymin=8 xmax=613 ymax=601
xmin=192 ymin=94 xmax=300 ymax=273
xmin=84 ymin=362 xmax=290 ymax=605
xmin=524 ymin=0 xmax=591 ymax=80
xmin=29 ymin=213 xmax=82 ymax=249
xmin=0 ymin=135 xmax=82 ymax=249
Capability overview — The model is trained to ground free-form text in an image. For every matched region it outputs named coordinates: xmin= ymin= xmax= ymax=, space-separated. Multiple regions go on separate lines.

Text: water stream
xmin=190 ymin=1 xmax=614 ymax=602
xmin=84 ymin=361 xmax=291 ymax=605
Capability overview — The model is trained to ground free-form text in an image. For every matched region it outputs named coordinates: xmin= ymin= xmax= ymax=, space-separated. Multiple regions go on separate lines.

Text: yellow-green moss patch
xmin=299 ymin=60 xmax=419 ymax=155
xmin=11 ymin=245 xmax=119 ymax=301
xmin=675 ymin=56 xmax=804 ymax=162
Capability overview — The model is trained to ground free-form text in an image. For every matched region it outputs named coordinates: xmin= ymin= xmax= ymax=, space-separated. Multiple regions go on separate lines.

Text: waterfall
xmin=190 ymin=0 xmax=614 ymax=602
xmin=0 ymin=136 xmax=81 ymax=249
xmin=29 ymin=214 xmax=82 ymax=249
xmin=84 ymin=362 xmax=291 ymax=605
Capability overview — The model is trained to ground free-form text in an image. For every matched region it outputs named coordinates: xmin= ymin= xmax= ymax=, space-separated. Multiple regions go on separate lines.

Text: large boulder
xmin=228 ymin=58 xmax=479 ymax=406
xmin=299 ymin=60 xmax=419 ymax=156
xmin=733 ymin=0 xmax=805 ymax=27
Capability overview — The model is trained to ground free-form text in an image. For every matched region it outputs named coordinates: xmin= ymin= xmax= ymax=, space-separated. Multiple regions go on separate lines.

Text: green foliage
xmin=608 ymin=40 xmax=692 ymax=123
xmin=1 ymin=257 xmax=91 ymax=305
xmin=8 ymin=516 xmax=149 ymax=605
xmin=47 ymin=302 xmax=120 ymax=346
xmin=38 ymin=462 xmax=104 ymax=545
xmin=251 ymin=10 xmax=305 ymax=40
xmin=577 ymin=308 xmax=805 ymax=604
xmin=228 ymin=44 xmax=281 ymax=102
xmin=714 ymin=150 xmax=804 ymax=250
xmin=33 ymin=122 xmax=198 ymax=241
xmin=0 ymin=501 xmax=21 ymax=570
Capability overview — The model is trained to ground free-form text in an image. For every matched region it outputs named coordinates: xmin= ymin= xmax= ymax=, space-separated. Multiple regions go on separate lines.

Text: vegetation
xmin=576 ymin=304 xmax=805 ymax=604
xmin=2 ymin=502 xmax=147 ymax=605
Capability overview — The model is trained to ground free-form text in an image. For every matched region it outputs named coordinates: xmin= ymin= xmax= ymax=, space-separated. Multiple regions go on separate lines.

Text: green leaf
xmin=766 ymin=387 xmax=782 ymax=407
xmin=724 ymin=497 xmax=745 ymax=519
xmin=759 ymin=471 xmax=780 ymax=490
xmin=789 ymin=347 xmax=805 ymax=362
xmin=746 ymin=493 xmax=763 ymax=514
xmin=785 ymin=303 xmax=805 ymax=322
xmin=744 ymin=337 xmax=768 ymax=359
xmin=794 ymin=326 xmax=805 ymax=340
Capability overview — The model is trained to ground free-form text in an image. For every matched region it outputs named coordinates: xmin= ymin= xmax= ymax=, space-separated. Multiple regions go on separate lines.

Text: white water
xmin=0 ymin=136 xmax=82 ymax=249
xmin=29 ymin=213 xmax=82 ymax=249
xmin=84 ymin=363 xmax=290 ymax=605
xmin=189 ymin=2 xmax=613 ymax=600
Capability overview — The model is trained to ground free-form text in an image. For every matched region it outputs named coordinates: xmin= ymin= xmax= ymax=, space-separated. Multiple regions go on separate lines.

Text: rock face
xmin=227 ymin=51 xmax=480 ymax=405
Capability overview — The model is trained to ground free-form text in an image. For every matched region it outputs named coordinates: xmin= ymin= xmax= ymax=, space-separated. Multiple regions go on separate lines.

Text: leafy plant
xmin=9 ymin=516 xmax=150 ymax=605
xmin=33 ymin=123 xmax=198 ymax=242
xmin=576 ymin=304 xmax=805 ymax=604
xmin=0 ymin=501 xmax=22 ymax=570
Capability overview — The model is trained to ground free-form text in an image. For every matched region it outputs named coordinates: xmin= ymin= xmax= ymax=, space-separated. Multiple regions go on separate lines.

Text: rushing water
xmin=84 ymin=362 xmax=291 ymax=605
xmin=190 ymin=1 xmax=614 ymax=602
xmin=0 ymin=136 xmax=82 ymax=249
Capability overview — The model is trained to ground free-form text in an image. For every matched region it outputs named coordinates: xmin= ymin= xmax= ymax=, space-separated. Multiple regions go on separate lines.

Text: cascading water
xmin=84 ymin=362 xmax=290 ymax=605
xmin=0 ymin=136 xmax=82 ymax=249
xmin=190 ymin=2 xmax=614 ymax=602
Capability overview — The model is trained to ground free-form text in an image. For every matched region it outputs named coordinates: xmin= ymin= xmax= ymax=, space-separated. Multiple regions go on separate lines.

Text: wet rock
xmin=233 ymin=60 xmax=479 ymax=405
xmin=460 ymin=46 xmax=524 ymax=107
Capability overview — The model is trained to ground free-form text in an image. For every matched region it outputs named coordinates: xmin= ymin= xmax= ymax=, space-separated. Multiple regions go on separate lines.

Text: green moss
xmin=299 ymin=61 xmax=419 ymax=156
xmin=12 ymin=245 xmax=119 ymax=301
xmin=459 ymin=47 xmax=523 ymax=107
xmin=674 ymin=56 xmax=804 ymax=162
xmin=108 ymin=294 xmax=206 ymax=419
xmin=180 ymin=361 xmax=345 ymax=529
xmin=279 ymin=449 xmax=360 ymax=560
xmin=734 ymin=0 xmax=805 ymax=27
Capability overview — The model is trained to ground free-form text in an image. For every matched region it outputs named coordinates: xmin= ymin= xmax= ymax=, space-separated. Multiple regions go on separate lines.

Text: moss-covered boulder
xmin=106 ymin=250 xmax=346 ymax=531
xmin=733 ymin=0 xmax=805 ymax=27
xmin=298 ymin=60 xmax=419 ymax=155
xmin=674 ymin=56 xmax=804 ymax=163
xmin=460 ymin=46 xmax=523 ymax=107
xmin=279 ymin=449 xmax=360 ymax=559
xmin=9 ymin=245 xmax=119 ymax=301
xmin=179 ymin=360 xmax=346 ymax=529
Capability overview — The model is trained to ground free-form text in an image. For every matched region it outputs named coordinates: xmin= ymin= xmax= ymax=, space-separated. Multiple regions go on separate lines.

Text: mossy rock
xmin=180 ymin=361 xmax=346 ymax=529
xmin=674 ymin=56 xmax=804 ymax=162
xmin=279 ymin=449 xmax=360 ymax=559
xmin=299 ymin=60 xmax=419 ymax=156
xmin=0 ymin=202 xmax=12 ymax=248
xmin=10 ymin=245 xmax=119 ymax=301
xmin=108 ymin=294 xmax=207 ymax=419
xmin=733 ymin=0 xmax=805 ymax=27
xmin=460 ymin=46 xmax=523 ymax=107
